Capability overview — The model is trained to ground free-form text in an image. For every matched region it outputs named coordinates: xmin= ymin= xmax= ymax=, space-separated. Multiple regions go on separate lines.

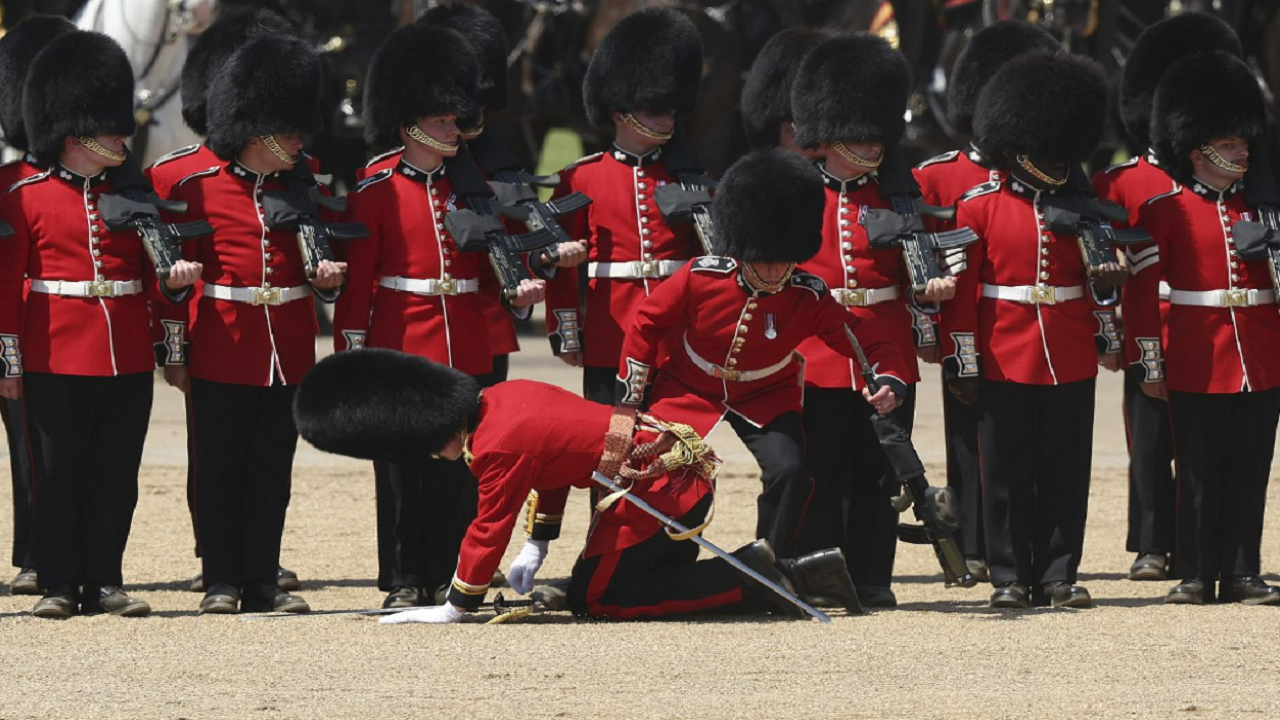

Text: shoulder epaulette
xmin=364 ymin=146 xmax=403 ymax=167
xmin=151 ymin=144 xmax=201 ymax=168
xmin=1102 ymin=156 xmax=1140 ymax=174
xmin=7 ymin=169 xmax=49 ymax=193
xmin=356 ymin=167 xmax=394 ymax=192
xmin=790 ymin=271 xmax=827 ymax=298
xmin=1143 ymin=184 xmax=1183 ymax=206
xmin=176 ymin=166 xmax=221 ymax=187
xmin=689 ymin=256 xmax=737 ymax=273
xmin=563 ymin=152 xmax=604 ymax=172
xmin=916 ymin=150 xmax=959 ymax=170
xmin=959 ymin=180 xmax=1001 ymax=202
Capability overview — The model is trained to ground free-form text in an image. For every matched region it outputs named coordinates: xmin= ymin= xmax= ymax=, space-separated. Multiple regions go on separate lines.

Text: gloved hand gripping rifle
xmin=100 ymin=158 xmax=214 ymax=279
xmin=260 ymin=163 xmax=369 ymax=280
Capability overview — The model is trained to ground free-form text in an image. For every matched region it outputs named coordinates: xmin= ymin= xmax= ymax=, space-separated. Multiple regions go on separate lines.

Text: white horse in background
xmin=74 ymin=0 xmax=217 ymax=167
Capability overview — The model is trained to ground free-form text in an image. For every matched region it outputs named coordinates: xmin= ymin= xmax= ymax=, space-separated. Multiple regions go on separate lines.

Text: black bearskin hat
xmin=973 ymin=50 xmax=1106 ymax=164
xmin=23 ymin=30 xmax=135 ymax=167
xmin=740 ymin=27 xmax=826 ymax=149
xmin=712 ymin=148 xmax=824 ymax=263
xmin=582 ymin=7 xmax=702 ymax=129
xmin=947 ymin=20 xmax=1058 ymax=138
xmin=363 ymin=22 xmax=479 ymax=149
xmin=181 ymin=9 xmax=294 ymax=137
xmin=1120 ymin=13 xmax=1240 ymax=150
xmin=422 ymin=3 xmax=507 ymax=112
xmin=791 ymin=33 xmax=910 ymax=149
xmin=0 ymin=15 xmax=75 ymax=152
xmin=206 ymin=34 xmax=321 ymax=160
xmin=1151 ymin=51 xmax=1267 ymax=186
xmin=294 ymin=349 xmax=481 ymax=465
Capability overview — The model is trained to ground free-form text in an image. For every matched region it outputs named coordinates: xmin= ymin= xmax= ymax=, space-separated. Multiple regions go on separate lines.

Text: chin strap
xmin=742 ymin=261 xmax=795 ymax=294
xmin=76 ymin=137 xmax=127 ymax=163
xmin=405 ymin=123 xmax=459 ymax=153
xmin=258 ymin=134 xmax=298 ymax=166
xmin=620 ymin=112 xmax=674 ymax=141
xmin=1016 ymin=154 xmax=1068 ymax=187
xmin=1199 ymin=144 xmax=1247 ymax=173
xmin=831 ymin=140 xmax=883 ymax=169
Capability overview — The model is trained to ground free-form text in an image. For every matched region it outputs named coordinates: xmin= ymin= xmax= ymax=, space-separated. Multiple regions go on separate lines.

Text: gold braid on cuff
xmin=1016 ymin=154 xmax=1068 ymax=187
xmin=405 ymin=123 xmax=459 ymax=153
xmin=620 ymin=113 xmax=673 ymax=141
xmin=831 ymin=140 xmax=883 ymax=169
xmin=258 ymin=134 xmax=298 ymax=165
xmin=76 ymin=137 xmax=126 ymax=163
xmin=1199 ymin=144 xmax=1247 ymax=173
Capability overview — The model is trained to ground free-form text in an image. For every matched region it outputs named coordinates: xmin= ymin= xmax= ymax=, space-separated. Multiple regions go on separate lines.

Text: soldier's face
xmin=749 ymin=261 xmax=793 ymax=284
xmin=632 ymin=109 xmax=675 ymax=135
xmin=1194 ymin=135 xmax=1249 ymax=182
xmin=416 ymin=115 xmax=461 ymax=148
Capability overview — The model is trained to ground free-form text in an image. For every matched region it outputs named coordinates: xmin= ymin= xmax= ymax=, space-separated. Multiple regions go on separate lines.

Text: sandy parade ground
xmin=0 ymin=334 xmax=1278 ymax=720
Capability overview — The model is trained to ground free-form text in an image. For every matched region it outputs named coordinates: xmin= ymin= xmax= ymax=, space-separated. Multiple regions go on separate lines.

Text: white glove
xmin=506 ymin=539 xmax=550 ymax=595
xmin=380 ymin=602 xmax=464 ymax=625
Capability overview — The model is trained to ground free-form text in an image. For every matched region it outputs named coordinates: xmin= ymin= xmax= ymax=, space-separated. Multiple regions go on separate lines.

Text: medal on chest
xmin=764 ymin=312 xmax=778 ymax=340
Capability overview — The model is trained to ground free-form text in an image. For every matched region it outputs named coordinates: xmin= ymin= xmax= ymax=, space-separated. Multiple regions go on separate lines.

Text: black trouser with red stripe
xmin=1123 ymin=366 xmax=1176 ymax=555
xmin=796 ymin=388 xmax=915 ymax=588
xmin=190 ymin=378 xmax=297 ymax=588
xmin=374 ymin=366 xmax=499 ymax=593
xmin=942 ymin=369 xmax=985 ymax=561
xmin=980 ymin=378 xmax=1095 ymax=588
xmin=25 ymin=372 xmax=152 ymax=588
xmin=2 ymin=397 xmax=35 ymax=569
xmin=728 ymin=411 xmax=811 ymax=559
xmin=567 ymin=495 xmax=773 ymax=619
xmin=1167 ymin=388 xmax=1280 ymax=583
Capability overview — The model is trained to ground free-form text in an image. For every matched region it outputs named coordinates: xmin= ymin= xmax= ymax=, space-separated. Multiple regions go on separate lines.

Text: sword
xmin=590 ymin=472 xmax=831 ymax=623
xmin=239 ymin=592 xmax=542 ymax=622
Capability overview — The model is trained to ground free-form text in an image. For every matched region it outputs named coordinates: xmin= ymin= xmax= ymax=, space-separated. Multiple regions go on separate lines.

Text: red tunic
xmin=146 ymin=144 xmax=221 ymax=200
xmin=617 ymin=257 xmax=910 ymax=436
xmin=447 ymin=379 xmax=713 ymax=608
xmin=0 ymin=166 xmax=168 ymax=376
xmin=914 ymin=146 xmax=1002 ymax=214
xmin=797 ymin=167 xmax=921 ymax=389
xmin=544 ymin=147 xmax=702 ymax=366
xmin=357 ymin=147 xmax=519 ymax=359
xmin=1091 ymin=153 xmax=1176 ymax=374
xmin=943 ymin=178 xmax=1117 ymax=385
xmin=166 ymin=161 xmax=324 ymax=386
xmin=335 ymin=159 xmax=493 ymax=375
xmin=1130 ymin=180 xmax=1280 ymax=393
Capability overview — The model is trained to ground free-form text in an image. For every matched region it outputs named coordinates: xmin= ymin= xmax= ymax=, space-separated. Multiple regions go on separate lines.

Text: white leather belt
xmin=30 ymin=278 xmax=144 ymax=298
xmin=683 ymin=335 xmax=792 ymax=383
xmin=588 ymin=260 xmax=684 ymax=279
xmin=831 ymin=286 xmax=899 ymax=307
xmin=1168 ymin=288 xmax=1276 ymax=308
xmin=378 ymin=276 xmax=479 ymax=295
xmin=981 ymin=283 xmax=1085 ymax=305
xmin=204 ymin=283 xmax=311 ymax=306
xmin=1158 ymin=280 xmax=1171 ymax=301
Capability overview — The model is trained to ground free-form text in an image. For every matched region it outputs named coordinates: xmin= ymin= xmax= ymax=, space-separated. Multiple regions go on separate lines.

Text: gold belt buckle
xmin=88 ymin=280 xmax=114 ymax=297
xmin=1030 ymin=286 xmax=1056 ymax=305
xmin=252 ymin=286 xmax=281 ymax=306
xmin=842 ymin=288 xmax=867 ymax=307
xmin=1224 ymin=289 xmax=1249 ymax=307
xmin=636 ymin=260 xmax=659 ymax=278
xmin=436 ymin=279 xmax=457 ymax=295
xmin=712 ymin=366 xmax=740 ymax=381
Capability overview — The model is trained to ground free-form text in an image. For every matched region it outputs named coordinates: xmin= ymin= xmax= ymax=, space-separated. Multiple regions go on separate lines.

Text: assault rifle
xmin=467 ymin=131 xmax=591 ymax=250
xmin=261 ymin=162 xmax=368 ymax=280
xmin=654 ymin=128 xmax=716 ymax=254
xmin=1234 ymin=151 xmax=1280 ymax=297
xmin=100 ymin=158 xmax=214 ymax=280
xmin=1039 ymin=166 xmax=1150 ymax=307
xmin=844 ymin=326 xmax=976 ymax=588
xmin=444 ymin=143 xmax=560 ymax=299
xmin=862 ymin=145 xmax=977 ymax=313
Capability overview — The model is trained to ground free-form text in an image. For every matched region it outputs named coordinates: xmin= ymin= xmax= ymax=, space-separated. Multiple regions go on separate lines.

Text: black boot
xmin=779 ymin=548 xmax=863 ymax=614
xmin=731 ymin=540 xmax=804 ymax=619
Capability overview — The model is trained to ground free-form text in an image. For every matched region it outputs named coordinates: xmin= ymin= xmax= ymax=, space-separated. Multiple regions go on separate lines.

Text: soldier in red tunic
xmin=163 ymin=34 xmax=342 ymax=615
xmin=1129 ymin=52 xmax=1280 ymax=606
xmin=912 ymin=21 xmax=1057 ymax=585
xmin=543 ymin=7 xmax=705 ymax=404
xmin=1092 ymin=14 xmax=1243 ymax=584
xmin=616 ymin=149 xmax=908 ymax=571
xmin=942 ymin=51 xmax=1115 ymax=609
xmin=0 ymin=13 xmax=77 ymax=596
xmin=337 ymin=21 xmax=545 ymax=609
xmin=0 ymin=31 xmax=201 ymax=618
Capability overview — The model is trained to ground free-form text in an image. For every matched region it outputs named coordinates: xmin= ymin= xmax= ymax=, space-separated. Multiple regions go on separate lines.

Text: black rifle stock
xmin=1234 ymin=151 xmax=1280 ymax=298
xmin=653 ymin=129 xmax=716 ymax=254
xmin=261 ymin=163 xmax=368 ymax=280
xmin=444 ymin=144 xmax=559 ymax=299
xmin=101 ymin=158 xmax=214 ymax=280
